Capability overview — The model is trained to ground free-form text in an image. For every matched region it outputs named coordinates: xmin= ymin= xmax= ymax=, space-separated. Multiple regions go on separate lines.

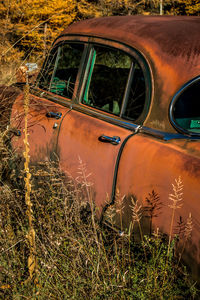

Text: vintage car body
xmin=10 ymin=16 xmax=200 ymax=280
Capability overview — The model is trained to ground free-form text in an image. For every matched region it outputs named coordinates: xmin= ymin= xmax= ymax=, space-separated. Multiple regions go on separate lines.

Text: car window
xmin=172 ymin=79 xmax=200 ymax=134
xmin=82 ymin=45 xmax=146 ymax=120
xmin=122 ymin=62 xmax=146 ymax=121
xmin=38 ymin=43 xmax=84 ymax=99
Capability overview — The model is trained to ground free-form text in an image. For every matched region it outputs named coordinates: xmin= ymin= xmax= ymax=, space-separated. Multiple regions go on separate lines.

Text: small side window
xmin=81 ymin=45 xmax=146 ymax=121
xmin=171 ymin=79 xmax=200 ymax=135
xmin=38 ymin=43 xmax=84 ymax=99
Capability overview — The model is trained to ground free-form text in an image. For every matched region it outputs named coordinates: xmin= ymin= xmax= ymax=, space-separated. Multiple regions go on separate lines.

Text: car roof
xmin=60 ymin=16 xmax=199 ymax=53
xmin=55 ymin=16 xmax=200 ymax=132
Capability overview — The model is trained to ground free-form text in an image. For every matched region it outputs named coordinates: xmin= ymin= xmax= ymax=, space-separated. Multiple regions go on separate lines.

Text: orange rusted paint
xmin=9 ymin=16 xmax=200 ymax=281
xmin=59 ymin=16 xmax=200 ymax=132
xmin=116 ymin=134 xmax=200 ymax=279
xmin=10 ymin=93 xmax=71 ymax=161
xmin=57 ymin=109 xmax=133 ymax=214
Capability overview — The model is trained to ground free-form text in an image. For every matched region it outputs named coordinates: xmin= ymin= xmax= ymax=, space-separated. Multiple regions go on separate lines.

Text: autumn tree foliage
xmin=157 ymin=0 xmax=199 ymax=15
xmin=0 ymin=0 xmax=102 ymax=61
xmin=1 ymin=0 xmax=76 ymax=58
xmin=0 ymin=0 xmax=199 ymax=68
xmin=175 ymin=0 xmax=200 ymax=15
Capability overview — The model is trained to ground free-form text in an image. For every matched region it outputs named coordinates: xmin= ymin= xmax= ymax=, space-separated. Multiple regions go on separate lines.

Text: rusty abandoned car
xmin=9 ymin=16 xmax=200 ymax=280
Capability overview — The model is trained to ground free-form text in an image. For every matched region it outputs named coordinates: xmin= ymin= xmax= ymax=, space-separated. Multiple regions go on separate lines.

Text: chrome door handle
xmin=46 ymin=112 xmax=62 ymax=119
xmin=99 ymin=135 xmax=121 ymax=145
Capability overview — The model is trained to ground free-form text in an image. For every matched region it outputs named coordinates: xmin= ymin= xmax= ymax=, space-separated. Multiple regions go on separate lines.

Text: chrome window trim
xmin=31 ymin=86 xmax=199 ymax=141
xmin=169 ymin=75 xmax=200 ymax=137
xmin=48 ymin=46 xmax=61 ymax=92
xmin=71 ymin=102 xmax=200 ymax=141
xmin=71 ymin=102 xmax=140 ymax=132
xmin=120 ymin=61 xmax=136 ymax=118
xmin=31 ymin=87 xmax=73 ymax=110
xmin=79 ymin=39 xmax=151 ymax=124
xmin=35 ymin=41 xmax=88 ymax=102
xmin=140 ymin=126 xmax=200 ymax=141
xmin=52 ymin=35 xmax=152 ymax=125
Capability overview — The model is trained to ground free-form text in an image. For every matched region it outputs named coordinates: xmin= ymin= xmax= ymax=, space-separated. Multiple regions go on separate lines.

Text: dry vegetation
xmin=0 ymin=1 xmax=200 ymax=297
xmin=0 ymin=84 xmax=198 ymax=298
xmin=0 ymin=0 xmax=199 ymax=86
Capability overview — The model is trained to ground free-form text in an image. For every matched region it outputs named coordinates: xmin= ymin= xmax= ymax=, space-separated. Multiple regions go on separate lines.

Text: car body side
xmin=10 ymin=16 xmax=200 ymax=280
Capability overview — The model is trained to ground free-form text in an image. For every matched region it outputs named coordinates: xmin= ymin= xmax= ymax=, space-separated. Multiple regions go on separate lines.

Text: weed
xmin=0 ymin=91 xmax=198 ymax=299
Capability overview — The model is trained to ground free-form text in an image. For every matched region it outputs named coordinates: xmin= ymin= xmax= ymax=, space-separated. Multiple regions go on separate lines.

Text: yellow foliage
xmin=177 ymin=0 xmax=200 ymax=15
xmin=0 ymin=284 xmax=11 ymax=290
xmin=0 ymin=0 xmax=198 ymax=58
xmin=77 ymin=0 xmax=102 ymax=18
xmin=0 ymin=0 xmax=78 ymax=55
xmin=163 ymin=0 xmax=200 ymax=15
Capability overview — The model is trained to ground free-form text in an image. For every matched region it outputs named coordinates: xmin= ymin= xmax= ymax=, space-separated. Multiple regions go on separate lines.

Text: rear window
xmin=171 ymin=78 xmax=200 ymax=135
xmin=37 ymin=43 xmax=84 ymax=99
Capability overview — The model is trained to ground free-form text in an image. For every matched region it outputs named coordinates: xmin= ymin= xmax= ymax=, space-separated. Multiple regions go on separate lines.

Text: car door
xmin=11 ymin=42 xmax=85 ymax=163
xmin=57 ymin=43 xmax=150 ymax=215
xmin=115 ymin=77 xmax=200 ymax=279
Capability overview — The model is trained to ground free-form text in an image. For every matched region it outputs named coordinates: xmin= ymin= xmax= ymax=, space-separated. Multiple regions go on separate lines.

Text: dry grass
xmin=0 ymin=156 xmax=197 ymax=298
xmin=0 ymin=86 xmax=198 ymax=299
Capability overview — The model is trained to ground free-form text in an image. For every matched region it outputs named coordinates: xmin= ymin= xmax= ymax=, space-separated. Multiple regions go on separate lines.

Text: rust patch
xmin=57 ymin=16 xmax=200 ymax=132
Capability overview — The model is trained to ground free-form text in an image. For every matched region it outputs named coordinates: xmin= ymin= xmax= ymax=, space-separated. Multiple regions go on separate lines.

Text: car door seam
xmin=100 ymin=129 xmax=140 ymax=223
xmin=55 ymin=107 xmax=73 ymax=153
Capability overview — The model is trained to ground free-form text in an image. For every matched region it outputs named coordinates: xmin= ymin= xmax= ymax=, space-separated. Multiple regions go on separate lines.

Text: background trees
xmin=0 ymin=0 xmax=199 ymax=83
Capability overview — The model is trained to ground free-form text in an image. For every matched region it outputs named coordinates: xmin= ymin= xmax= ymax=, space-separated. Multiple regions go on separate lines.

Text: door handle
xmin=99 ymin=135 xmax=121 ymax=145
xmin=10 ymin=129 xmax=21 ymax=136
xmin=46 ymin=112 xmax=62 ymax=119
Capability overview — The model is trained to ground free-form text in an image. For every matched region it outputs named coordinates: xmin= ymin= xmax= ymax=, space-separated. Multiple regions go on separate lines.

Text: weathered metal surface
xmin=57 ymin=16 xmax=200 ymax=132
xmin=10 ymin=93 xmax=70 ymax=162
xmin=116 ymin=133 xmax=200 ymax=280
xmin=57 ymin=108 xmax=133 ymax=215
xmin=9 ymin=16 xmax=200 ymax=282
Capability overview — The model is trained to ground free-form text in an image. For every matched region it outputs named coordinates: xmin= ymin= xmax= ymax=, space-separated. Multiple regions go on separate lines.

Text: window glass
xmin=82 ymin=46 xmax=131 ymax=116
xmin=38 ymin=50 xmax=57 ymax=90
xmin=38 ymin=43 xmax=84 ymax=99
xmin=173 ymin=80 xmax=200 ymax=134
xmin=82 ymin=45 xmax=146 ymax=120
xmin=122 ymin=63 xmax=146 ymax=121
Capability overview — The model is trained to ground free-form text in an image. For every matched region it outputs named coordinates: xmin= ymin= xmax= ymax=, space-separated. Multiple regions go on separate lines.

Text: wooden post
xmin=160 ymin=0 xmax=163 ymax=15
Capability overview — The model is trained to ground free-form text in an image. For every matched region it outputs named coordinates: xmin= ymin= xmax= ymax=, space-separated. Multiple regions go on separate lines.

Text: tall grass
xmin=0 ymin=85 xmax=198 ymax=299
xmin=0 ymin=148 xmax=198 ymax=298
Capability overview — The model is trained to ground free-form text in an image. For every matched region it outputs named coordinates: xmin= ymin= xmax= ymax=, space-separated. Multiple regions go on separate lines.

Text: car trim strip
xmin=71 ymin=103 xmax=200 ymax=141
xmin=31 ymin=87 xmax=200 ymax=141
xmin=100 ymin=131 xmax=138 ymax=223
